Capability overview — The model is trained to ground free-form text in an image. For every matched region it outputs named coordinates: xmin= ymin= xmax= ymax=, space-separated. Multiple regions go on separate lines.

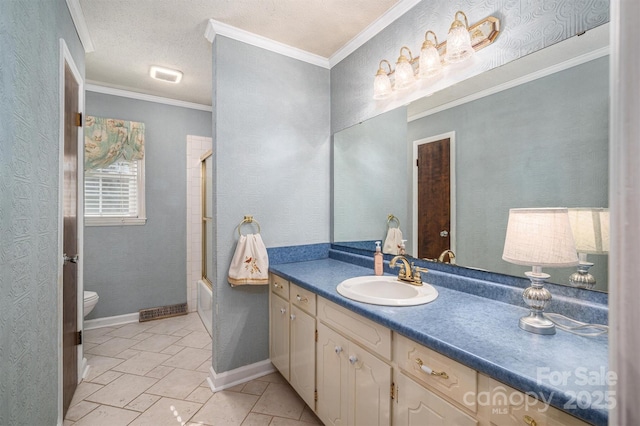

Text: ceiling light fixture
xmin=394 ymin=46 xmax=417 ymax=90
xmin=445 ymin=11 xmax=474 ymax=64
xmin=419 ymin=31 xmax=443 ymax=79
xmin=373 ymin=60 xmax=393 ymax=100
xmin=150 ymin=66 xmax=183 ymax=84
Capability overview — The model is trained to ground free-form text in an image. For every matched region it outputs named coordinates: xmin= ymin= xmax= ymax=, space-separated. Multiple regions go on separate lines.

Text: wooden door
xmin=62 ymin=62 xmax=80 ymax=416
xmin=316 ymin=322 xmax=350 ymax=426
xmin=289 ymin=305 xmax=316 ymax=408
xmin=417 ymin=138 xmax=451 ymax=260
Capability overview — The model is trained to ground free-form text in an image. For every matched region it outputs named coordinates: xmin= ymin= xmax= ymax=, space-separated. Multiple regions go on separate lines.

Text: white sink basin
xmin=336 ymin=276 xmax=438 ymax=306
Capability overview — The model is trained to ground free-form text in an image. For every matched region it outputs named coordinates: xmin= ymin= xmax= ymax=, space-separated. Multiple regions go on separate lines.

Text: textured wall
xmin=331 ymin=0 xmax=609 ymax=133
xmin=212 ymin=36 xmax=330 ymax=372
xmin=0 ymin=0 xmax=84 ymax=423
xmin=408 ymin=56 xmax=609 ymax=290
xmin=84 ymin=92 xmax=212 ymax=318
xmin=334 ymin=106 xmax=408 ymax=243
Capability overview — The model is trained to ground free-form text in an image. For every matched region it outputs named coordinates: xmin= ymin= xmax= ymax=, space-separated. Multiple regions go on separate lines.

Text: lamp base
xmin=569 ymin=261 xmax=596 ymax=289
xmin=519 ymin=312 xmax=556 ymax=335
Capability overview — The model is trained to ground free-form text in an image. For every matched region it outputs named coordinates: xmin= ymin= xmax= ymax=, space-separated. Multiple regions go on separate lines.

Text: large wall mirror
xmin=333 ymin=24 xmax=609 ymax=292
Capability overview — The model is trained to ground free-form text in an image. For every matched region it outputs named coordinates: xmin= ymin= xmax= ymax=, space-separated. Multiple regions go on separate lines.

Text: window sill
xmin=85 ymin=217 xmax=147 ymax=227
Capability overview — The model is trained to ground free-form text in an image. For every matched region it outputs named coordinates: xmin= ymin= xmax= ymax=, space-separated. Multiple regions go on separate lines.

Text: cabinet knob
xmin=523 ymin=415 xmax=537 ymax=426
xmin=334 ymin=346 xmax=343 ymax=354
xmin=280 ymin=308 xmax=286 ymax=315
xmin=296 ymin=294 xmax=308 ymax=303
xmin=349 ymin=355 xmax=358 ymax=365
xmin=415 ymin=358 xmax=449 ymax=379
xmin=290 ymin=314 xmax=296 ymax=321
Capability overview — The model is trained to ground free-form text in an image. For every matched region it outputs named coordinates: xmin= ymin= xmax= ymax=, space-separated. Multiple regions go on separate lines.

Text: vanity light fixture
xmin=373 ymin=60 xmax=394 ymax=100
xmin=372 ymin=12 xmax=500 ymax=100
xmin=567 ymin=208 xmax=609 ymax=289
xmin=150 ymin=66 xmax=183 ymax=84
xmin=394 ymin=46 xmax=417 ymax=90
xmin=445 ymin=11 xmax=475 ymax=64
xmin=419 ymin=31 xmax=443 ymax=79
xmin=502 ymin=208 xmax=579 ymax=335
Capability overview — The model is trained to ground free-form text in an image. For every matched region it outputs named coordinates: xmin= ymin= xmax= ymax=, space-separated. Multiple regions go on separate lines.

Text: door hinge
xmin=75 ymin=112 xmax=83 ymax=127
xmin=315 ymin=329 xmax=318 ymax=342
xmin=76 ymin=330 xmax=82 ymax=345
xmin=390 ymin=382 xmax=395 ymax=401
xmin=416 ymin=159 xmax=419 ymax=167
xmin=314 ymin=389 xmax=318 ymax=402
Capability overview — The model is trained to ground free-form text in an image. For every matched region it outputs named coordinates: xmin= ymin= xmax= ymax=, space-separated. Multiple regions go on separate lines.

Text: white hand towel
xmin=383 ymin=228 xmax=403 ymax=255
xmin=228 ymin=233 xmax=269 ymax=286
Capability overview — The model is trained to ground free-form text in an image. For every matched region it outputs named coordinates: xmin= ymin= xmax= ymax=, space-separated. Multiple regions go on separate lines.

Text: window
xmin=84 ymin=159 xmax=146 ymax=226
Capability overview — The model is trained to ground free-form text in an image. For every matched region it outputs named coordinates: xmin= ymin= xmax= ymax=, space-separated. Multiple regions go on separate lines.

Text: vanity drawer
xmin=290 ymin=283 xmax=316 ymax=315
xmin=317 ymin=297 xmax=391 ymax=360
xmin=270 ymin=273 xmax=289 ymax=300
xmin=480 ymin=375 xmax=588 ymax=426
xmin=394 ymin=333 xmax=478 ymax=412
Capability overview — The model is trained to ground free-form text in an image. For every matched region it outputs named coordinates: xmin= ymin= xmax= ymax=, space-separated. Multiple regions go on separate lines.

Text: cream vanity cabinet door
xmin=317 ymin=322 xmax=350 ymax=426
xmin=289 ymin=304 xmax=316 ymax=408
xmin=394 ymin=371 xmax=478 ymax=426
xmin=478 ymin=375 xmax=589 ymax=426
xmin=269 ymin=292 xmax=290 ymax=379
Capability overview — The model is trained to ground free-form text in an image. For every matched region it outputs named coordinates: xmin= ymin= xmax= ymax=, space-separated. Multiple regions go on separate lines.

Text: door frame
xmin=57 ymin=38 xmax=85 ymax=423
xmin=412 ymin=131 xmax=456 ymax=258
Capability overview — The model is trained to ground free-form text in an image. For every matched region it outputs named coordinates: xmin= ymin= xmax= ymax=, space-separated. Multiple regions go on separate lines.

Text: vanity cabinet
xmin=268 ymin=275 xmax=316 ymax=408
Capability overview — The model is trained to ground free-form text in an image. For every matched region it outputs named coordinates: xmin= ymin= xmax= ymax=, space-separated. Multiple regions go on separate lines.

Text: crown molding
xmin=65 ymin=0 xmax=95 ymax=53
xmin=86 ymin=83 xmax=213 ymax=112
xmin=408 ymin=46 xmax=610 ymax=122
xmin=328 ymin=0 xmax=422 ymax=67
xmin=205 ymin=19 xmax=330 ymax=69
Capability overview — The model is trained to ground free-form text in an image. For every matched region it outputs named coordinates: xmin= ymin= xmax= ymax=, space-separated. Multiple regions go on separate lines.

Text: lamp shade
xmin=502 ymin=208 xmax=579 ymax=268
xmin=445 ymin=11 xmax=474 ymax=64
xmin=568 ymin=208 xmax=609 ymax=254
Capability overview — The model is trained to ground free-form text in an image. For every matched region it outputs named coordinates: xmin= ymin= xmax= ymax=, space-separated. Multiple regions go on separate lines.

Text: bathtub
xmin=198 ymin=280 xmax=213 ymax=337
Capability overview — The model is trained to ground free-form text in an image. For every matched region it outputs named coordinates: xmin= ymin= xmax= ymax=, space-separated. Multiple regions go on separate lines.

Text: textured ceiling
xmin=79 ymin=0 xmax=401 ymax=106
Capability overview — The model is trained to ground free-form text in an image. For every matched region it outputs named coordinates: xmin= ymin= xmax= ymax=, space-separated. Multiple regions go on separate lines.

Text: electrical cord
xmin=544 ymin=312 xmax=608 ymax=337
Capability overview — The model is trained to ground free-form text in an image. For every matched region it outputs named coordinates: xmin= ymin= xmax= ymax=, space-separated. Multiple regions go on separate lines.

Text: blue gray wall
xmin=0 ymin=0 xmax=84 ymax=423
xmin=212 ymin=36 xmax=330 ymax=372
xmin=330 ymin=0 xmax=609 ymax=133
xmin=84 ymin=92 xmax=212 ymax=318
xmin=408 ymin=56 xmax=609 ymax=290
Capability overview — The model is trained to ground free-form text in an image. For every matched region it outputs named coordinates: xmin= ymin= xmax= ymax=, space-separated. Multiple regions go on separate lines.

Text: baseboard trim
xmin=207 ymin=359 xmax=276 ymax=392
xmin=84 ymin=312 xmax=139 ymax=330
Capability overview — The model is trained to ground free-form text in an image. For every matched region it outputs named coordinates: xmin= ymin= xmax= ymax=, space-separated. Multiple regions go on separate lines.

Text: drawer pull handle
xmin=523 ymin=415 xmax=537 ymax=426
xmin=415 ymin=358 xmax=449 ymax=379
xmin=290 ymin=314 xmax=296 ymax=321
xmin=296 ymin=294 xmax=308 ymax=303
xmin=349 ymin=355 xmax=358 ymax=365
xmin=280 ymin=308 xmax=286 ymax=315
xmin=335 ymin=346 xmax=343 ymax=354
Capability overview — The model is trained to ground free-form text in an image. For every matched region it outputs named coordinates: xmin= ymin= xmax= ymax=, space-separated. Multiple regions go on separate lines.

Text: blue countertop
xmin=270 ymin=257 xmax=609 ymax=425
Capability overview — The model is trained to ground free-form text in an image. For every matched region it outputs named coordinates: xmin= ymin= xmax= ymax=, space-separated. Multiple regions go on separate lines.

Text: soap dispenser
xmin=374 ymin=241 xmax=383 ymax=276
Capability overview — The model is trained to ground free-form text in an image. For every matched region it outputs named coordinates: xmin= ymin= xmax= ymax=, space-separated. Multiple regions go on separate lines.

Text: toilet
xmin=83 ymin=291 xmax=99 ymax=318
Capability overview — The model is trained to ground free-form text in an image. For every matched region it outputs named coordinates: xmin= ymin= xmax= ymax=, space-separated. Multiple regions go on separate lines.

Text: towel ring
xmin=387 ymin=214 xmax=400 ymax=229
xmin=238 ymin=215 xmax=261 ymax=236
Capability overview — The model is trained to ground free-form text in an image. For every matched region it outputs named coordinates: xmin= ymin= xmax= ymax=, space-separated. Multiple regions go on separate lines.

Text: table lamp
xmin=502 ymin=208 xmax=579 ymax=335
xmin=567 ymin=208 xmax=609 ymax=289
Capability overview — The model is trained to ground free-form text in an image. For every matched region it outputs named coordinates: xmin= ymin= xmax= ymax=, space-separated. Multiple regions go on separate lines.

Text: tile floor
xmin=65 ymin=313 xmax=322 ymax=426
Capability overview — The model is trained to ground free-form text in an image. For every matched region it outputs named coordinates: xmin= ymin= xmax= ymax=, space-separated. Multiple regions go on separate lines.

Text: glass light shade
xmin=445 ymin=12 xmax=475 ymax=64
xmin=419 ymin=45 xmax=442 ymax=79
xmin=502 ymin=208 xmax=579 ymax=268
xmin=394 ymin=47 xmax=415 ymax=90
xmin=373 ymin=60 xmax=392 ymax=100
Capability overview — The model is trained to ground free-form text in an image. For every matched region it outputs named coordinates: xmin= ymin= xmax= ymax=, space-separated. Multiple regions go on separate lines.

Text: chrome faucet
xmin=390 ymin=255 xmax=428 ymax=286
xmin=437 ymin=249 xmax=456 ymax=264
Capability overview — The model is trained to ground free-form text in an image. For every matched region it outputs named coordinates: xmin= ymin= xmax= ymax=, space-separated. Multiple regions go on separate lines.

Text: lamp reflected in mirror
xmin=568 ymin=208 xmax=609 ymax=289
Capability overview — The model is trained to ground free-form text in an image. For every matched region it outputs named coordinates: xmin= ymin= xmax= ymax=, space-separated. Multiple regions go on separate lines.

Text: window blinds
xmin=85 ymin=160 xmax=140 ymax=217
